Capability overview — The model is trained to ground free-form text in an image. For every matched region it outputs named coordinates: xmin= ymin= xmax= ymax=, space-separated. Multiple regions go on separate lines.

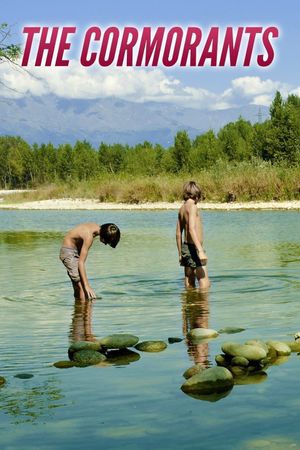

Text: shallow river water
xmin=0 ymin=209 xmax=300 ymax=450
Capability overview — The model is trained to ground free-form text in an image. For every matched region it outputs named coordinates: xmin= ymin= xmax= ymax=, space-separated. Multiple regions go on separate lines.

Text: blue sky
xmin=2 ymin=0 xmax=300 ymax=109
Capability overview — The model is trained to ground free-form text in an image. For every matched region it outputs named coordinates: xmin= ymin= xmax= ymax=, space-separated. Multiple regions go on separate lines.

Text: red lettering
xmin=116 ymin=27 xmax=139 ymax=66
xmin=180 ymin=27 xmax=202 ymax=66
xmin=80 ymin=27 xmax=101 ymax=66
xmin=21 ymin=26 xmax=40 ymax=66
xmin=162 ymin=27 xmax=183 ymax=66
xmin=98 ymin=27 xmax=119 ymax=66
xmin=257 ymin=26 xmax=279 ymax=67
xmin=243 ymin=27 xmax=262 ymax=66
xmin=35 ymin=27 xmax=59 ymax=66
xmin=219 ymin=27 xmax=243 ymax=66
xmin=198 ymin=27 xmax=219 ymax=66
xmin=136 ymin=27 xmax=165 ymax=66
xmin=55 ymin=27 xmax=76 ymax=66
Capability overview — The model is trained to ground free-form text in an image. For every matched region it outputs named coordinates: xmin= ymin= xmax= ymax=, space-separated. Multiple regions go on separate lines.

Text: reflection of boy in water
xmin=60 ymin=222 xmax=120 ymax=300
xmin=70 ymin=299 xmax=96 ymax=342
xmin=176 ymin=181 xmax=210 ymax=289
xmin=182 ymin=290 xmax=210 ymax=366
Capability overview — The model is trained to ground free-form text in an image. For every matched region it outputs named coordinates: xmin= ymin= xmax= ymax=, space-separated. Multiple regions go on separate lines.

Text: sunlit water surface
xmin=0 ymin=210 xmax=299 ymax=449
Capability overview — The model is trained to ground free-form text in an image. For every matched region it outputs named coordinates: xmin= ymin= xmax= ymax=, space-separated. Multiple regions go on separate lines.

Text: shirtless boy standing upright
xmin=60 ymin=222 xmax=120 ymax=300
xmin=176 ymin=181 xmax=210 ymax=290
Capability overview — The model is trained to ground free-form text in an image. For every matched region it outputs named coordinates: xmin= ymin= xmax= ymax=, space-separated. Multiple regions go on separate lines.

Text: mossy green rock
xmin=187 ymin=328 xmax=219 ymax=341
xmin=135 ymin=341 xmax=167 ymax=352
xmin=222 ymin=342 xmax=267 ymax=361
xmin=231 ymin=356 xmax=249 ymax=367
xmin=286 ymin=341 xmax=300 ymax=352
xmin=245 ymin=339 xmax=269 ymax=353
xmin=181 ymin=367 xmax=234 ymax=395
xmin=73 ymin=350 xmax=106 ymax=367
xmin=106 ymin=349 xmax=140 ymax=365
xmin=14 ymin=373 xmax=34 ymax=379
xmin=100 ymin=334 xmax=139 ymax=349
xmin=266 ymin=340 xmax=291 ymax=356
xmin=53 ymin=360 xmax=75 ymax=369
xmin=215 ymin=354 xmax=229 ymax=366
xmin=69 ymin=340 xmax=102 ymax=353
xmin=183 ymin=364 xmax=205 ymax=379
xmin=0 ymin=376 xmax=6 ymax=386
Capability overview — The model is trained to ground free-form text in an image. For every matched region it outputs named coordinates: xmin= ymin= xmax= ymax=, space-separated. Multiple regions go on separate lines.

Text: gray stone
xmin=135 ymin=341 xmax=167 ymax=352
xmin=222 ymin=342 xmax=267 ymax=361
xmin=218 ymin=327 xmax=245 ymax=334
xmin=286 ymin=341 xmax=300 ymax=352
xmin=187 ymin=328 xmax=219 ymax=341
xmin=73 ymin=350 xmax=106 ymax=367
xmin=100 ymin=334 xmax=139 ymax=349
xmin=181 ymin=366 xmax=234 ymax=395
xmin=245 ymin=339 xmax=269 ymax=353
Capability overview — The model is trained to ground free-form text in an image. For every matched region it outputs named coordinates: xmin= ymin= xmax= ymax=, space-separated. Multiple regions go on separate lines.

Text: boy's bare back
xmin=62 ymin=222 xmax=99 ymax=252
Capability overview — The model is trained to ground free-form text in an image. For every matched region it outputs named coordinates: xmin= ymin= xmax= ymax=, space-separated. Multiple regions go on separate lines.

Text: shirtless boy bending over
xmin=60 ymin=222 xmax=120 ymax=300
xmin=176 ymin=181 xmax=210 ymax=290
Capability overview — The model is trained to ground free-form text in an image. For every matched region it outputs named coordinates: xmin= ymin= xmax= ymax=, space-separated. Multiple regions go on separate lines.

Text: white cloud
xmin=0 ymin=60 xmax=297 ymax=110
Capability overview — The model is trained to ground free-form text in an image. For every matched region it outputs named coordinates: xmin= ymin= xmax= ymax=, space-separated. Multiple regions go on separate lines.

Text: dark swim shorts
xmin=180 ymin=242 xmax=202 ymax=268
xmin=59 ymin=247 xmax=81 ymax=282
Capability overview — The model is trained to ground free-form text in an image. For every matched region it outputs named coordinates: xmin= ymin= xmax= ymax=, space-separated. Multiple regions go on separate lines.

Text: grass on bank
xmin=3 ymin=162 xmax=300 ymax=204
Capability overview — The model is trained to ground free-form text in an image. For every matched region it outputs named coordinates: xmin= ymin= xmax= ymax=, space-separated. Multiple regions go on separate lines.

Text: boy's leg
xmin=71 ymin=280 xmax=86 ymax=301
xmin=195 ymin=265 xmax=210 ymax=290
xmin=184 ymin=267 xmax=196 ymax=288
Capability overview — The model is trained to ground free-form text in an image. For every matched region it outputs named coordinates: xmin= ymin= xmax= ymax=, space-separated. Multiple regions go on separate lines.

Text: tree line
xmin=1 ymin=91 xmax=300 ymax=188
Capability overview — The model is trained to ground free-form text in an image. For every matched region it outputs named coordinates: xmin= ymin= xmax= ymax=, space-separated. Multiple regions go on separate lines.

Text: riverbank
xmin=1 ymin=198 xmax=300 ymax=210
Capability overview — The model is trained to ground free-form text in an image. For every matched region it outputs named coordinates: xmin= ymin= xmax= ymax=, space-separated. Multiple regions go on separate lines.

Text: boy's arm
xmin=188 ymin=205 xmax=207 ymax=265
xmin=176 ymin=215 xmax=183 ymax=262
xmin=78 ymin=239 xmax=96 ymax=300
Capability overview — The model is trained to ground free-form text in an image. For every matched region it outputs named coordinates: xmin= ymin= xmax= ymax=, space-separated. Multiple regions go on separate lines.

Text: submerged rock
xmin=14 ymin=373 xmax=34 ymax=379
xmin=181 ymin=366 xmax=234 ymax=395
xmin=233 ymin=371 xmax=268 ymax=385
xmin=106 ymin=349 xmax=140 ymax=365
xmin=100 ymin=334 xmax=139 ymax=349
xmin=168 ymin=337 xmax=183 ymax=344
xmin=187 ymin=328 xmax=219 ymax=341
xmin=73 ymin=350 xmax=106 ymax=367
xmin=0 ymin=376 xmax=6 ymax=386
xmin=135 ymin=341 xmax=167 ymax=352
xmin=53 ymin=360 xmax=75 ymax=369
xmin=218 ymin=327 xmax=245 ymax=334
xmin=222 ymin=342 xmax=267 ymax=361
xmin=266 ymin=341 xmax=291 ymax=356
xmin=183 ymin=364 xmax=205 ymax=379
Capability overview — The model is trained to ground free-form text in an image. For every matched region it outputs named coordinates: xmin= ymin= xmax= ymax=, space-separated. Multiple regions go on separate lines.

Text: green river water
xmin=0 ymin=209 xmax=299 ymax=449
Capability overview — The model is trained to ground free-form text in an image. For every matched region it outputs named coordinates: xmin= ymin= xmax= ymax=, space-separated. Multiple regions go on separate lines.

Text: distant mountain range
xmin=0 ymin=95 xmax=269 ymax=147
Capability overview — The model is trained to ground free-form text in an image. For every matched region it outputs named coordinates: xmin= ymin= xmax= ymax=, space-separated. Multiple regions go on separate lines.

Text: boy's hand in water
xmin=85 ymin=286 xmax=96 ymax=300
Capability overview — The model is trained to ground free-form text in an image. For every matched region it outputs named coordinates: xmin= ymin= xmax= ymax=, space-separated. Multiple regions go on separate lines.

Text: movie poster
xmin=1 ymin=1 xmax=300 ymax=449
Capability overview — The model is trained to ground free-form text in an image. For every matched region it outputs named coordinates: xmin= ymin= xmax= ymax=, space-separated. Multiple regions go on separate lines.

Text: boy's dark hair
xmin=99 ymin=223 xmax=121 ymax=248
xmin=183 ymin=181 xmax=202 ymax=202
